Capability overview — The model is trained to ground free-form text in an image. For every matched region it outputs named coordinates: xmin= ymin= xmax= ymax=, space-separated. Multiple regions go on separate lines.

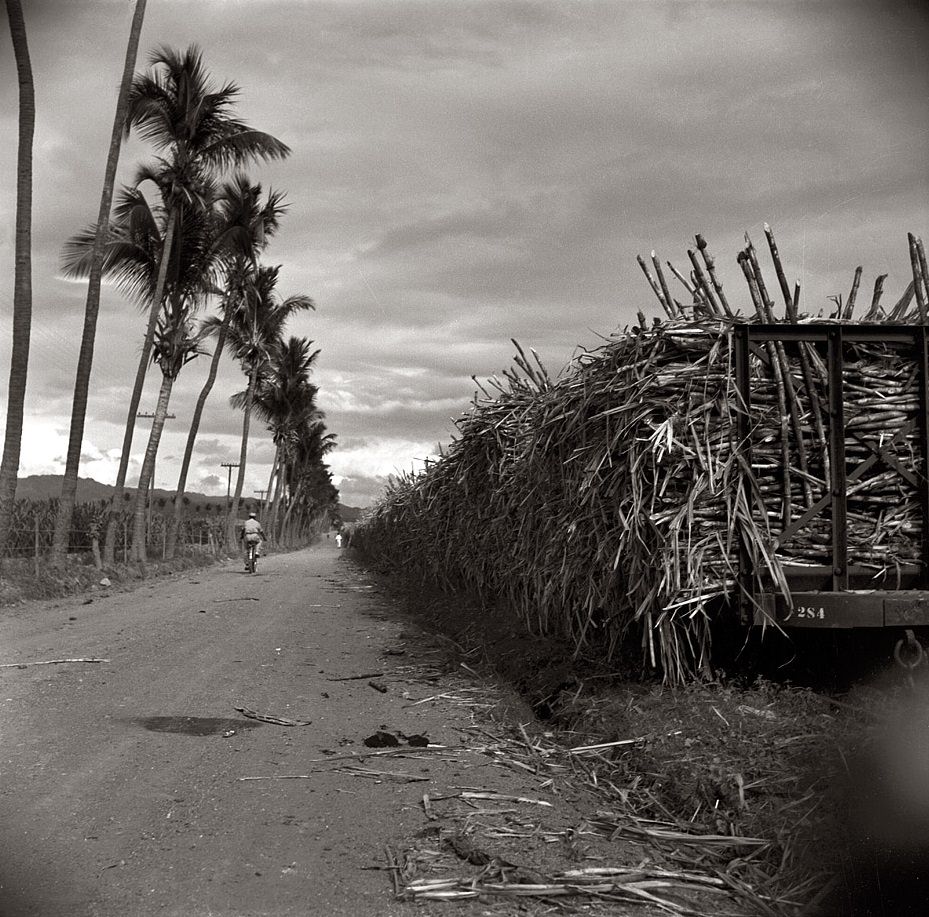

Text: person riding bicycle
xmin=240 ymin=512 xmax=265 ymax=570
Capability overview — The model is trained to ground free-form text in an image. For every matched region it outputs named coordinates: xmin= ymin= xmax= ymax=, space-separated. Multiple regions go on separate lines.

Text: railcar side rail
xmin=733 ymin=323 xmax=929 ymax=630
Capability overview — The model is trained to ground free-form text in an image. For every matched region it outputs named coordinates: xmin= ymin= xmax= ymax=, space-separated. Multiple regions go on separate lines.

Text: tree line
xmin=0 ymin=0 xmax=338 ymax=565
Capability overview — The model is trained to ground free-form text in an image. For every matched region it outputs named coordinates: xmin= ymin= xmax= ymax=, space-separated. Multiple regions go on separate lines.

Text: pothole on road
xmin=132 ymin=716 xmax=264 ymax=736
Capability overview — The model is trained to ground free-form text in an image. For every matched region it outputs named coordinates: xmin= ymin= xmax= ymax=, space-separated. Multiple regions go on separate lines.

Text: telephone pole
xmin=220 ymin=462 xmax=240 ymax=505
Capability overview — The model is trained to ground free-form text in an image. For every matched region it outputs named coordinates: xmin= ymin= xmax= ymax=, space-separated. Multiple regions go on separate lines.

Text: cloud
xmin=2 ymin=0 xmax=928 ymax=513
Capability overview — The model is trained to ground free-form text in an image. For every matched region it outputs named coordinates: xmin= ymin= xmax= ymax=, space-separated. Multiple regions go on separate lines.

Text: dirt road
xmin=0 ymin=543 xmax=580 ymax=917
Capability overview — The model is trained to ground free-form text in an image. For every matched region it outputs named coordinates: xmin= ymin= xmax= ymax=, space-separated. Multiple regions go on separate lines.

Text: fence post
xmin=34 ymin=515 xmax=40 ymax=577
xmin=122 ymin=519 xmax=129 ymax=564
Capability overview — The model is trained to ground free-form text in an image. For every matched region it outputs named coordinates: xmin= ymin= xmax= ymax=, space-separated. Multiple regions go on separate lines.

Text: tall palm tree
xmin=236 ymin=336 xmax=321 ymax=542
xmin=103 ymin=44 xmax=290 ymax=564
xmin=62 ymin=176 xmax=220 ymax=562
xmin=220 ymin=266 xmax=314 ymax=544
xmin=0 ymin=0 xmax=34 ymax=558
xmin=130 ymin=295 xmax=204 ymax=562
xmin=279 ymin=418 xmax=337 ymax=544
xmin=51 ymin=0 xmax=147 ymax=560
xmin=165 ymin=175 xmax=286 ymax=558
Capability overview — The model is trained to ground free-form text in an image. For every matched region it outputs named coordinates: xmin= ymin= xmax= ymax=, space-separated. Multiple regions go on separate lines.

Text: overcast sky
xmin=1 ymin=0 xmax=928 ymax=507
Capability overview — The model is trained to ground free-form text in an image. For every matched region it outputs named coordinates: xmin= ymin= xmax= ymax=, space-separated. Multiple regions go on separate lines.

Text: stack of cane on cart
xmin=355 ymin=227 xmax=929 ymax=682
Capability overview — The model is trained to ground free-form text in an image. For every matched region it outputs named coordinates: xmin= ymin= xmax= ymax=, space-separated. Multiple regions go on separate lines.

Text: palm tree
xmin=165 ymin=175 xmax=286 ymax=558
xmin=103 ymin=44 xmax=290 ymax=564
xmin=62 ymin=176 xmax=220 ymax=562
xmin=51 ymin=0 xmax=147 ymax=560
xmin=237 ymin=336 xmax=321 ymax=542
xmin=220 ymin=266 xmax=314 ymax=544
xmin=279 ymin=419 xmax=337 ymax=544
xmin=0 ymin=0 xmax=34 ymax=558
xmin=130 ymin=295 xmax=204 ymax=561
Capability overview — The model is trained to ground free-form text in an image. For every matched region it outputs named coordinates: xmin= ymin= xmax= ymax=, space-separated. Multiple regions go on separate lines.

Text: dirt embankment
xmin=355 ymin=554 xmax=929 ymax=917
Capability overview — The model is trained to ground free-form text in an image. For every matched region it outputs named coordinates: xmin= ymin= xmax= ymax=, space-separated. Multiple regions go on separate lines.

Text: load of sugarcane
xmin=353 ymin=228 xmax=929 ymax=681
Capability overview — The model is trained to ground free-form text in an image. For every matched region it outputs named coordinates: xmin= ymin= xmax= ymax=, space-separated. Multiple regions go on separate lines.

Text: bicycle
xmin=245 ymin=540 xmax=259 ymax=574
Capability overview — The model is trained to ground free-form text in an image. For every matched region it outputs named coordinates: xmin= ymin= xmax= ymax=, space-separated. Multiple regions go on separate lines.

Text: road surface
xmin=0 ymin=543 xmax=581 ymax=917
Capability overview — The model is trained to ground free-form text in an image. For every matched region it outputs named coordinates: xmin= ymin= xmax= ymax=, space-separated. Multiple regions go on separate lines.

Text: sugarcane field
xmin=3 ymin=4 xmax=929 ymax=917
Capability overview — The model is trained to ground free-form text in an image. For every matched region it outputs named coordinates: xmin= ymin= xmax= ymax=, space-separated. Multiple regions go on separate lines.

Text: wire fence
xmin=2 ymin=498 xmax=333 ymax=566
xmin=1 ymin=498 xmax=234 ymax=562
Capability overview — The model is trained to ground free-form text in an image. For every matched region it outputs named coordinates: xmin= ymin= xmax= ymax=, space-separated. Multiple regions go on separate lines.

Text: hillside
xmin=15 ymin=474 xmax=362 ymax=522
xmin=15 ymin=475 xmax=230 ymax=508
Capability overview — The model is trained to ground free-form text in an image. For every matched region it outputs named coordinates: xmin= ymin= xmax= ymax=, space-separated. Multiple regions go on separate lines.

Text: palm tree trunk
xmin=281 ymin=477 xmax=304 ymax=545
xmin=263 ymin=444 xmax=280 ymax=516
xmin=0 ymin=0 xmax=34 ymax=559
xmin=51 ymin=0 xmax=147 ymax=561
xmin=165 ymin=311 xmax=230 ymax=558
xmin=103 ymin=209 xmax=177 ymax=564
xmin=131 ymin=371 xmax=174 ymax=563
xmin=226 ymin=362 xmax=258 ymax=545
xmin=269 ymin=456 xmax=286 ymax=543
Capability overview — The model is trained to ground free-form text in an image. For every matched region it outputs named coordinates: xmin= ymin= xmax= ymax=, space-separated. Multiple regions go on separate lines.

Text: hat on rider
xmin=248 ymin=512 xmax=257 ymax=518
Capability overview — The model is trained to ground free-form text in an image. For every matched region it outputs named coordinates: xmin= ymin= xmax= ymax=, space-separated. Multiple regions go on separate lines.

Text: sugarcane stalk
xmin=889 ymin=280 xmax=916 ymax=321
xmin=695 ymin=234 xmax=733 ymax=317
xmin=687 ymin=248 xmax=723 ymax=318
xmin=763 ymin=223 xmax=830 ymax=479
xmin=739 ymin=250 xmax=793 ymax=528
xmin=863 ymin=274 xmax=887 ymax=321
xmin=690 ymin=275 xmax=717 ymax=318
xmin=652 ymin=252 xmax=676 ymax=319
xmin=910 ymin=233 xmax=929 ymax=324
xmin=743 ymin=235 xmax=815 ymax=508
xmin=637 ymin=254 xmax=675 ymax=319
xmin=667 ymin=260 xmax=698 ymax=301
xmin=842 ymin=267 xmax=863 ymax=320
xmin=909 ymin=233 xmax=928 ymax=323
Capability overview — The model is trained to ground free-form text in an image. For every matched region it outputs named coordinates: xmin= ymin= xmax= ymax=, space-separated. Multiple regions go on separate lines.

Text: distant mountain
xmin=15 ymin=475 xmax=231 ymax=507
xmin=16 ymin=474 xmax=116 ymax=503
xmin=338 ymin=504 xmax=367 ymax=523
xmin=16 ymin=474 xmax=357 ymax=522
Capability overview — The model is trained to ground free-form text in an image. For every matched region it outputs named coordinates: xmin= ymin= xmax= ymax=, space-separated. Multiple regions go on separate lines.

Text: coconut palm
xmin=165 ymin=175 xmax=286 ymax=558
xmin=279 ymin=419 xmax=337 ymax=544
xmin=130 ymin=296 xmax=204 ymax=561
xmin=62 ymin=175 xmax=220 ymax=561
xmin=235 ymin=336 xmax=321 ymax=542
xmin=0 ymin=0 xmax=35 ymax=558
xmin=103 ymin=44 xmax=290 ymax=564
xmin=219 ymin=266 xmax=314 ymax=544
xmin=51 ymin=0 xmax=147 ymax=560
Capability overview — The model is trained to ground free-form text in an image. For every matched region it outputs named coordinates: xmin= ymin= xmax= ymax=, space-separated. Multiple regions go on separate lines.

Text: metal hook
xmin=893 ymin=628 xmax=925 ymax=670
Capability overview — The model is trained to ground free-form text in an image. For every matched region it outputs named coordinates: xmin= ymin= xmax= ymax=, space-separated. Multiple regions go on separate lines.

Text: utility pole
xmin=137 ymin=412 xmax=175 ymax=544
xmin=221 ymin=462 xmax=240 ymax=507
xmin=254 ymin=489 xmax=267 ymax=515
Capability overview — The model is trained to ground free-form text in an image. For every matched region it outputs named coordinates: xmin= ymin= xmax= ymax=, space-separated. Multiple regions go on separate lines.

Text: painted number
xmin=796 ymin=606 xmax=826 ymax=620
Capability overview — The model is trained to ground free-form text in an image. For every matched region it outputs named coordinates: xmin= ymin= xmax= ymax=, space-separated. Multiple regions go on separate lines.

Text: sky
xmin=1 ymin=0 xmax=928 ymax=507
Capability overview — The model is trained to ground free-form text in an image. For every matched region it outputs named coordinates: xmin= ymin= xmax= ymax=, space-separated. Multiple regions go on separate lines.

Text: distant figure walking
xmin=335 ymin=532 xmax=343 ymax=548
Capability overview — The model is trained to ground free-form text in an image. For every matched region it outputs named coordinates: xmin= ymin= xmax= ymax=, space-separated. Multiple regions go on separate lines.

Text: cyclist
xmin=240 ymin=512 xmax=265 ymax=571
